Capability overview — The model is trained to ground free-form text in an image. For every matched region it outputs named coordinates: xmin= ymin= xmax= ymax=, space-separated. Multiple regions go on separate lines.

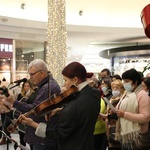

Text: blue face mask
xmin=112 ymin=90 xmax=120 ymax=97
xmin=102 ymin=86 xmax=108 ymax=92
xmin=123 ymin=82 xmax=133 ymax=92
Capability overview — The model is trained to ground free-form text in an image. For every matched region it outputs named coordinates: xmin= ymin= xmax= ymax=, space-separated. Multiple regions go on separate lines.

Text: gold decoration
xmin=46 ymin=0 xmax=67 ymax=86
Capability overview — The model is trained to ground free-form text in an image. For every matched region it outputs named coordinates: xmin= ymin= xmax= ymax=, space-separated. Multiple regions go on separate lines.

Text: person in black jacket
xmin=19 ymin=61 xmax=100 ymax=150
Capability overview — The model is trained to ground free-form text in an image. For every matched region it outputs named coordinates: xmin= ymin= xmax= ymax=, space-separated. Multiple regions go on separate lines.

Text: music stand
xmin=0 ymin=130 xmax=29 ymax=150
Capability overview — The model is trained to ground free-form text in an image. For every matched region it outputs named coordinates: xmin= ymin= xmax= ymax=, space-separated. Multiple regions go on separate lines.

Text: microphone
xmin=14 ymin=78 xmax=27 ymax=85
xmin=9 ymin=78 xmax=27 ymax=90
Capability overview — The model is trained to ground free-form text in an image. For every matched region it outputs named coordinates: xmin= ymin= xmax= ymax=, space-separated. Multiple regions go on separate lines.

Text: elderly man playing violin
xmin=0 ymin=59 xmax=61 ymax=150
xmin=19 ymin=62 xmax=101 ymax=150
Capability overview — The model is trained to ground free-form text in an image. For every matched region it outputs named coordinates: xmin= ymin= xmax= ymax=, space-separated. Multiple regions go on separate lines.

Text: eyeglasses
xmin=29 ymin=70 xmax=42 ymax=76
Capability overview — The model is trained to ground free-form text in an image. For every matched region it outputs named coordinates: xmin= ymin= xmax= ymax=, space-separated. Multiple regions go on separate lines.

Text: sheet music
xmin=103 ymin=97 xmax=116 ymax=111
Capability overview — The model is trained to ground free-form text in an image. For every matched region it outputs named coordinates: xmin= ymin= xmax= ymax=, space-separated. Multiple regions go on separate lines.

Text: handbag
xmin=109 ymin=126 xmax=120 ymax=144
xmin=132 ymin=123 xmax=150 ymax=150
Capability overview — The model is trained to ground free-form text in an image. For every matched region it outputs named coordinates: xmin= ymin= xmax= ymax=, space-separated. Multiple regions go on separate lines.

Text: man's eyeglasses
xmin=29 ymin=70 xmax=42 ymax=76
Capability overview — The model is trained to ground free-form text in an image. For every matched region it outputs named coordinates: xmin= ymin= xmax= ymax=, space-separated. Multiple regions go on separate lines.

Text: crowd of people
xmin=0 ymin=59 xmax=149 ymax=150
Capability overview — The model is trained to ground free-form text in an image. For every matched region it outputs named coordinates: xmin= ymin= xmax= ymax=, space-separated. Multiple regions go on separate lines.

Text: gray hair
xmin=28 ymin=59 xmax=48 ymax=72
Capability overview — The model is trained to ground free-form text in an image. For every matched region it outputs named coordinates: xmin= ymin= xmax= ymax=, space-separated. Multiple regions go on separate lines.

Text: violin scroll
xmin=7 ymin=124 xmax=16 ymax=133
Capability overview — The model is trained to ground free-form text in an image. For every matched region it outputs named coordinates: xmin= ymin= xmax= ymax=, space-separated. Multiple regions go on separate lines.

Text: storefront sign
xmin=0 ymin=38 xmax=13 ymax=58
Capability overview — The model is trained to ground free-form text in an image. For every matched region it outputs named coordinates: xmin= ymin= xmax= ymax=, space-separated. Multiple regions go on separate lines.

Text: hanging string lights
xmin=46 ymin=0 xmax=67 ymax=86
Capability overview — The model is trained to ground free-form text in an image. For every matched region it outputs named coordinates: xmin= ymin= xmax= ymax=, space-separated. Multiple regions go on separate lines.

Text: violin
xmin=7 ymin=85 xmax=78 ymax=133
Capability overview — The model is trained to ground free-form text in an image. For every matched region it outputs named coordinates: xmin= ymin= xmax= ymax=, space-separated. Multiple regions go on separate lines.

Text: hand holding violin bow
xmin=7 ymin=85 xmax=78 ymax=133
xmin=19 ymin=107 xmax=63 ymax=129
xmin=19 ymin=114 xmax=38 ymax=129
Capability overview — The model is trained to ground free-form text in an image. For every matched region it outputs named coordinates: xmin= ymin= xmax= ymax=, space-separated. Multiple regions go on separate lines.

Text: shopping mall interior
xmin=0 ymin=1 xmax=150 ymax=149
xmin=0 ymin=0 xmax=150 ymax=83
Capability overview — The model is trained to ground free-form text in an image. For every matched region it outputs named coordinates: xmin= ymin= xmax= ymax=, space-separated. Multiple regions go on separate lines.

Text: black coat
xmin=46 ymin=85 xmax=100 ymax=150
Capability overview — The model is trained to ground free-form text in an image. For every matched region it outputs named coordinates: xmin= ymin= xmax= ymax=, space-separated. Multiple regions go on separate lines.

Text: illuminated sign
xmin=0 ymin=44 xmax=13 ymax=52
xmin=0 ymin=38 xmax=13 ymax=58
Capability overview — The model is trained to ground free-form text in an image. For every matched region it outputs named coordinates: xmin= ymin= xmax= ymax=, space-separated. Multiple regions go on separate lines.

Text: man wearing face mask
xmin=115 ymin=69 xmax=150 ymax=150
xmin=101 ymin=77 xmax=112 ymax=102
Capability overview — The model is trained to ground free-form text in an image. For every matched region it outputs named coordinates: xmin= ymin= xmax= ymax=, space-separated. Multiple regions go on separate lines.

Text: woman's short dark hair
xmin=122 ymin=68 xmax=142 ymax=85
xmin=142 ymin=77 xmax=150 ymax=95
xmin=112 ymin=74 xmax=122 ymax=81
xmin=62 ymin=62 xmax=91 ymax=81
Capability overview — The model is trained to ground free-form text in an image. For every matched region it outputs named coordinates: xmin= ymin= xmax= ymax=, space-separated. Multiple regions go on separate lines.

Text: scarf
xmin=115 ymin=91 xmax=140 ymax=146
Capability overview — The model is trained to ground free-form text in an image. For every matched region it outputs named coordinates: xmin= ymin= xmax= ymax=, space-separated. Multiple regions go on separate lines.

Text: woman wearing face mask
xmin=115 ymin=69 xmax=150 ymax=150
xmin=110 ymin=79 xmax=125 ymax=107
xmin=105 ymin=79 xmax=125 ymax=150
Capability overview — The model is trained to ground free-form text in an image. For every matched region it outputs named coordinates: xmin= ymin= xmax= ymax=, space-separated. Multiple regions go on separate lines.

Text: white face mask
xmin=102 ymin=86 xmax=108 ymax=92
xmin=112 ymin=90 xmax=120 ymax=97
xmin=123 ymin=82 xmax=133 ymax=92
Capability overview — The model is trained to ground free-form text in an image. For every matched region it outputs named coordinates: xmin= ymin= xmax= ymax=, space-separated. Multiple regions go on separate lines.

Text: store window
xmin=113 ymin=55 xmax=150 ymax=76
xmin=15 ymin=40 xmax=45 ymax=79
xmin=0 ymin=38 xmax=13 ymax=86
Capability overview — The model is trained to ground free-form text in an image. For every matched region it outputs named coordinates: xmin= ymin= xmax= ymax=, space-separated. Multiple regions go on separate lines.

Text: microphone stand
xmin=7 ymin=82 xmax=14 ymax=89
xmin=0 ymin=109 xmax=28 ymax=150
xmin=9 ymin=83 xmax=20 ymax=90
xmin=0 ymin=130 xmax=29 ymax=150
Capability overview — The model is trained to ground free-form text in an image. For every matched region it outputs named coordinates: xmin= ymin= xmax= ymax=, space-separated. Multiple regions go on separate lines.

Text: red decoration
xmin=141 ymin=4 xmax=150 ymax=38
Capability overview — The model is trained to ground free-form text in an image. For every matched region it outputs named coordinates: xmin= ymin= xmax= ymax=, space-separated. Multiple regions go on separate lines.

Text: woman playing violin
xmin=20 ymin=61 xmax=101 ymax=150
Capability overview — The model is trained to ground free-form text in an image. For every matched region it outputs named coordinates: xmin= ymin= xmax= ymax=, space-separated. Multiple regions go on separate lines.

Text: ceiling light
xmin=79 ymin=10 xmax=83 ymax=16
xmin=21 ymin=3 xmax=26 ymax=10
